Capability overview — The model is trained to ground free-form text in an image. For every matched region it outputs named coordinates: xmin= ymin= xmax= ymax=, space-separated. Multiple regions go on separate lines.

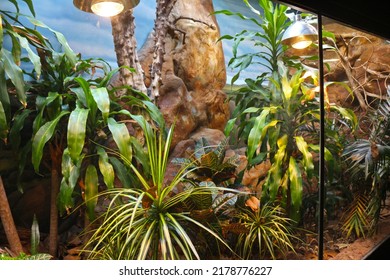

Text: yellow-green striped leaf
xmin=288 ymin=157 xmax=302 ymax=222
xmin=108 ymin=118 xmax=132 ymax=163
xmin=295 ymin=136 xmax=314 ymax=178
xmin=67 ymin=108 xmax=89 ymax=162
xmin=91 ymin=87 xmax=110 ymax=123
xmin=264 ymin=134 xmax=288 ymax=201
xmin=97 ymin=147 xmax=114 ymax=189
xmin=85 ymin=165 xmax=98 ymax=221
xmin=247 ymin=108 xmax=271 ymax=162
xmin=58 ymin=148 xmax=83 ymax=214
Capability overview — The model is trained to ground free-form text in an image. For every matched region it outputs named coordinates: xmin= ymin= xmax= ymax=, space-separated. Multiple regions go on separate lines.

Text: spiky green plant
xmin=83 ymin=114 xmax=232 ymax=260
xmin=234 ymin=203 xmax=297 ymax=259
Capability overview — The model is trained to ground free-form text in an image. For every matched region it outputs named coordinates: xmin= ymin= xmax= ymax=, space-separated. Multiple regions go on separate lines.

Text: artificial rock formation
xmin=324 ymin=20 xmax=390 ymax=110
xmin=138 ymin=0 xmax=230 ymax=148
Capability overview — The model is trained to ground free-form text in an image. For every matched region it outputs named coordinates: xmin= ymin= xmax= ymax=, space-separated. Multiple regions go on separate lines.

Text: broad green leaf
xmin=9 ymin=109 xmax=32 ymax=151
xmin=242 ymin=107 xmax=260 ymax=114
xmin=224 ymin=117 xmax=237 ymax=137
xmin=32 ymin=111 xmax=69 ymax=172
xmin=26 ymin=16 xmax=77 ymax=66
xmin=0 ymin=62 xmax=10 ymax=120
xmin=58 ymin=148 xmax=83 ymax=214
xmin=288 ymin=157 xmax=302 ymax=222
xmin=108 ymin=118 xmax=132 ymax=162
xmin=32 ymin=92 xmax=60 ymax=133
xmin=74 ymin=77 xmax=97 ymax=117
xmin=243 ymin=0 xmax=261 ymax=15
xmin=67 ymin=108 xmax=89 ymax=162
xmin=70 ymin=87 xmax=87 ymax=107
xmin=61 ymin=148 xmax=82 ymax=187
xmin=91 ymin=87 xmax=109 ymax=123
xmin=97 ymin=147 xmax=114 ymax=189
xmin=143 ymin=100 xmax=165 ymax=128
xmin=1 ymin=49 xmax=26 ymax=106
xmin=247 ymin=108 xmax=271 ymax=162
xmin=263 ymin=134 xmax=288 ymax=202
xmin=14 ymin=33 xmax=41 ymax=79
xmin=281 ymin=74 xmax=292 ymax=101
xmin=10 ymin=34 xmax=21 ymax=65
xmin=58 ymin=179 xmax=73 ymax=215
xmin=7 ymin=0 xmax=19 ymax=13
xmin=85 ymin=165 xmax=98 ymax=221
xmin=295 ymin=136 xmax=314 ymax=178
xmin=22 ymin=0 xmax=36 ymax=17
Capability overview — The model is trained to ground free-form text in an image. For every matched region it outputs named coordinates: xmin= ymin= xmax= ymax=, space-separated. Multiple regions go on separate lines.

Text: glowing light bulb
xmin=91 ymin=0 xmax=124 ymax=17
xmin=292 ymin=40 xmax=313 ymax=49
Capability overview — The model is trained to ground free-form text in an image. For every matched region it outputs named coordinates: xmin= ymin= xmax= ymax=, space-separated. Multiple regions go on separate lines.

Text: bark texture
xmin=111 ymin=9 xmax=147 ymax=93
xmin=0 ymin=176 xmax=23 ymax=256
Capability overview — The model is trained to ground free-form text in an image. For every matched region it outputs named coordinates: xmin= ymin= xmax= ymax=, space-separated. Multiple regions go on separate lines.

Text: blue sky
xmin=1 ymin=0 xmax=264 ymax=83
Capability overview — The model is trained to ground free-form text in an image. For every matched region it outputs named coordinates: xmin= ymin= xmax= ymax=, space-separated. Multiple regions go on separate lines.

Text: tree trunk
xmin=0 ymin=176 xmax=23 ymax=256
xmin=48 ymin=143 xmax=61 ymax=258
xmin=148 ymin=0 xmax=177 ymax=100
xmin=48 ymin=168 xmax=60 ymax=258
xmin=111 ymin=9 xmax=147 ymax=94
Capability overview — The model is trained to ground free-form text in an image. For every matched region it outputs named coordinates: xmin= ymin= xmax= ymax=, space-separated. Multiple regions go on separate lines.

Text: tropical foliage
xmin=84 ymin=114 xmax=231 ymax=260
xmin=0 ymin=0 xmax=387 ymax=261
xmin=342 ymin=86 xmax=390 ymax=236
xmin=218 ymin=0 xmax=359 ymax=225
xmin=234 ymin=203 xmax=296 ymax=259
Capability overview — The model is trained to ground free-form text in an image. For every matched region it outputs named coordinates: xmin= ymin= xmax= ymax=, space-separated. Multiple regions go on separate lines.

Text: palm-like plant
xmin=234 ymin=203 xmax=296 ymax=259
xmin=343 ymin=86 xmax=390 ymax=235
xmin=84 ymin=115 xmax=231 ymax=260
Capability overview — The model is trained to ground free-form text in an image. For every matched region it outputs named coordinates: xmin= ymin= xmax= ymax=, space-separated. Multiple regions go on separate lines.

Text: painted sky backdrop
xmin=0 ymin=0 xmax=264 ymax=83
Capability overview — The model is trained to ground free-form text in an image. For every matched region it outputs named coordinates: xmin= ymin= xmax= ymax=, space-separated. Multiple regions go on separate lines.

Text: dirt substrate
xmin=331 ymin=210 xmax=390 ymax=260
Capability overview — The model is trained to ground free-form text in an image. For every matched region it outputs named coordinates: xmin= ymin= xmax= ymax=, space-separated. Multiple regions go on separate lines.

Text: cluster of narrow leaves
xmin=84 ymin=115 xmax=232 ymax=260
xmin=234 ymin=203 xmax=297 ymax=259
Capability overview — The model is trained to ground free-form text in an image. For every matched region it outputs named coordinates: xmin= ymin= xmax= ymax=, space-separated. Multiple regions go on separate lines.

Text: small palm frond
xmin=341 ymin=193 xmax=371 ymax=238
